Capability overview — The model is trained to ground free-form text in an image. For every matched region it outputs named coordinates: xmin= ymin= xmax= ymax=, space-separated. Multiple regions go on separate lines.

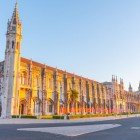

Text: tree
xmin=70 ymin=89 xmax=79 ymax=114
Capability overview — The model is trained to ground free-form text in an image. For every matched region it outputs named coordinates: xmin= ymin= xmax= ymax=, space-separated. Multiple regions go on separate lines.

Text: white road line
xmin=131 ymin=127 xmax=140 ymax=130
xmin=18 ymin=124 xmax=121 ymax=137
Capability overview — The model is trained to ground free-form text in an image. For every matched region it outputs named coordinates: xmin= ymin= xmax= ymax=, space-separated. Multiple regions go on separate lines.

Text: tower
xmin=112 ymin=75 xmax=115 ymax=82
xmin=138 ymin=82 xmax=140 ymax=91
xmin=129 ymin=83 xmax=133 ymax=92
xmin=1 ymin=3 xmax=22 ymax=118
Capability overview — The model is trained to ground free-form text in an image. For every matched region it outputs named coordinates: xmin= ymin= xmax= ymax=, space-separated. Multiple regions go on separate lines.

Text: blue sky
xmin=0 ymin=0 xmax=140 ymax=90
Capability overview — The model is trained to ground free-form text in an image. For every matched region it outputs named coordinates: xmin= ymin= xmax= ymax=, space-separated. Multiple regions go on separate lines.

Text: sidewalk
xmin=0 ymin=114 xmax=139 ymax=124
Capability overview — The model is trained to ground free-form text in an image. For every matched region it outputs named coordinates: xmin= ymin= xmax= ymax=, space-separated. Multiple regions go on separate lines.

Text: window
xmin=20 ymin=72 xmax=28 ymax=85
xmin=13 ymin=18 xmax=16 ymax=24
xmin=12 ymin=26 xmax=16 ymax=31
xmin=17 ymin=42 xmax=20 ymax=50
xmin=6 ymin=41 xmax=10 ymax=49
xmin=12 ymin=41 xmax=14 ymax=49
xmin=60 ymin=82 xmax=64 ymax=101
xmin=24 ymin=72 xmax=27 ymax=85
xmin=60 ymin=82 xmax=62 ymax=93
xmin=47 ymin=100 xmax=53 ymax=113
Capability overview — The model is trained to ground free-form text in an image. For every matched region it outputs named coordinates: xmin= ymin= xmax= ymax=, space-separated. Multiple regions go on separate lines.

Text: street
xmin=0 ymin=116 xmax=140 ymax=140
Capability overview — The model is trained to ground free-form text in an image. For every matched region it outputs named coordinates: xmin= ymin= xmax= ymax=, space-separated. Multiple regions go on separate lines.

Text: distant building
xmin=0 ymin=3 xmax=140 ymax=118
xmin=103 ymin=76 xmax=140 ymax=114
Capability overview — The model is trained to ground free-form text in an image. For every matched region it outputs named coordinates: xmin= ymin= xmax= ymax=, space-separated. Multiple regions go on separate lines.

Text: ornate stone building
xmin=103 ymin=76 xmax=140 ymax=114
xmin=0 ymin=4 xmax=140 ymax=118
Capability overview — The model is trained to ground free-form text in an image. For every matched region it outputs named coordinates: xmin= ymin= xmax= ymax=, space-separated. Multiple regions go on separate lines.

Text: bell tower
xmin=129 ymin=83 xmax=133 ymax=92
xmin=2 ymin=3 xmax=22 ymax=118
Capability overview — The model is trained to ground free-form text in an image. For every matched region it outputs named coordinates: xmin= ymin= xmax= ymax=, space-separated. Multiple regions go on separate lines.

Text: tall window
xmin=20 ymin=74 xmax=23 ymax=85
xmin=17 ymin=42 xmax=20 ymax=50
xmin=20 ymin=72 xmax=28 ymax=85
xmin=47 ymin=100 xmax=53 ymax=113
xmin=6 ymin=40 xmax=10 ymax=49
xmin=12 ymin=41 xmax=14 ymax=49
xmin=23 ymin=72 xmax=27 ymax=85
xmin=60 ymin=82 xmax=64 ymax=101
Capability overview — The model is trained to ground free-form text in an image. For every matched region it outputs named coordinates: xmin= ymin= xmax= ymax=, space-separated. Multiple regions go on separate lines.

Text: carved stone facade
xmin=103 ymin=76 xmax=140 ymax=114
xmin=0 ymin=4 xmax=140 ymax=118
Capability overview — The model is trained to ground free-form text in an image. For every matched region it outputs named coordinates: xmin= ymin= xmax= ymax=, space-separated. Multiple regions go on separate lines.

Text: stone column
xmin=63 ymin=72 xmax=68 ymax=114
xmin=53 ymin=69 xmax=58 ymax=115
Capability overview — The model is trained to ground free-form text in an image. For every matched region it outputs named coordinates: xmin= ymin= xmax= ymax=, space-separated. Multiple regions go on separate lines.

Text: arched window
xmin=20 ymin=72 xmax=28 ymax=85
xmin=60 ymin=82 xmax=62 ymax=94
xmin=47 ymin=100 xmax=53 ymax=113
xmin=6 ymin=40 xmax=10 ymax=49
xmin=23 ymin=72 xmax=27 ymax=85
xmin=17 ymin=42 xmax=20 ymax=50
xmin=12 ymin=41 xmax=14 ymax=49
xmin=60 ymin=82 xmax=64 ymax=101
xmin=20 ymin=74 xmax=23 ymax=85
xmin=13 ymin=18 xmax=16 ymax=24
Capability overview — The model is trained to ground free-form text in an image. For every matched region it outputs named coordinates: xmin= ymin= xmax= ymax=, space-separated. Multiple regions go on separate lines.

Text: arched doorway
xmin=47 ymin=99 xmax=54 ymax=114
xmin=77 ymin=102 xmax=80 ymax=114
xmin=83 ymin=101 xmax=87 ymax=114
xmin=59 ymin=100 xmax=64 ymax=114
xmin=19 ymin=99 xmax=27 ymax=115
xmin=33 ymin=98 xmax=42 ymax=116
xmin=21 ymin=103 xmax=24 ymax=115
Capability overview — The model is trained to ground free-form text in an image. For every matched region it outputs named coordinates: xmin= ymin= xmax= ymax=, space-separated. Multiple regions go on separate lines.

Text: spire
xmin=112 ymin=75 xmax=115 ymax=82
xmin=120 ymin=78 xmax=122 ymax=85
xmin=8 ymin=2 xmax=21 ymax=27
xmin=138 ymin=82 xmax=140 ymax=91
xmin=122 ymin=78 xmax=124 ymax=85
xmin=115 ymin=76 xmax=118 ymax=83
xmin=129 ymin=83 xmax=133 ymax=92
xmin=112 ymin=75 xmax=114 ymax=82
xmin=7 ymin=2 xmax=22 ymax=36
xmin=12 ymin=2 xmax=20 ymax=24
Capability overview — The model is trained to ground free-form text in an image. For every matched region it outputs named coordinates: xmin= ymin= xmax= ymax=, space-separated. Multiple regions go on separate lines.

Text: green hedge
xmin=40 ymin=115 xmax=53 ymax=119
xmin=117 ymin=112 xmax=140 ymax=115
xmin=53 ymin=115 xmax=64 ymax=119
xmin=12 ymin=112 xmax=140 ymax=119
xmin=40 ymin=115 xmax=64 ymax=119
xmin=12 ymin=115 xmax=37 ymax=119
xmin=69 ymin=113 xmax=114 ymax=119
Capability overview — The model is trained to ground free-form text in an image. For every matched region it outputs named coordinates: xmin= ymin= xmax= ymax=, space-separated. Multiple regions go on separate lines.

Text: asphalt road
xmin=0 ymin=117 xmax=140 ymax=140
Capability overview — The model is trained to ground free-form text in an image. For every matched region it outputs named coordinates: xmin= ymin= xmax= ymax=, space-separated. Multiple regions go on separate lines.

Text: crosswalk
xmin=18 ymin=124 xmax=121 ymax=137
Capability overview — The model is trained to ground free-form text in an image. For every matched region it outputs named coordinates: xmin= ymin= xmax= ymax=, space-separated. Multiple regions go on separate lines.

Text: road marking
xmin=18 ymin=124 xmax=121 ymax=137
xmin=131 ymin=127 xmax=140 ymax=130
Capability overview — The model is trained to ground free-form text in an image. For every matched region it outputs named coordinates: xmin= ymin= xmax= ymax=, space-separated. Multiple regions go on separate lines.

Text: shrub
xmin=52 ymin=115 xmax=64 ymax=119
xmin=68 ymin=113 xmax=114 ymax=119
xmin=40 ymin=115 xmax=53 ymax=119
xmin=12 ymin=115 xmax=37 ymax=119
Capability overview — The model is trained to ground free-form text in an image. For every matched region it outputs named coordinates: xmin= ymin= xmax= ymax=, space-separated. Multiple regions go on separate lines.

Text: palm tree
xmin=70 ymin=89 xmax=79 ymax=114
